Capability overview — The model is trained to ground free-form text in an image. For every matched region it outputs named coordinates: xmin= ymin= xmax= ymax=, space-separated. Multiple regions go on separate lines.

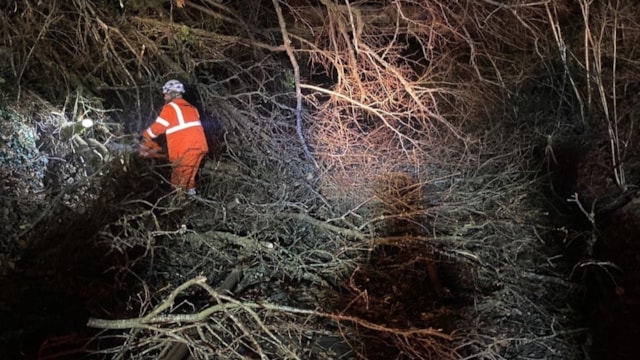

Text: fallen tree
xmin=2 ymin=0 xmax=640 ymax=359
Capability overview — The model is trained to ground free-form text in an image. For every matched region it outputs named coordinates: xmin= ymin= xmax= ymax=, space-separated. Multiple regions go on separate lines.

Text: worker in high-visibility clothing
xmin=138 ymin=80 xmax=209 ymax=195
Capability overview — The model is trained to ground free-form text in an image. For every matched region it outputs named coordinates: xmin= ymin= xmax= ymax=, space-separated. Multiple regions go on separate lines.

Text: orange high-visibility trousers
xmin=171 ymin=148 xmax=207 ymax=191
xmin=142 ymin=98 xmax=209 ymax=191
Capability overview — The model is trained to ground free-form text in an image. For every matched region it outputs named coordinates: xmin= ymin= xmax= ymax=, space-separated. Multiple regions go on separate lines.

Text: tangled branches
xmin=4 ymin=0 xmax=633 ymax=359
xmin=87 ymin=276 xmax=452 ymax=360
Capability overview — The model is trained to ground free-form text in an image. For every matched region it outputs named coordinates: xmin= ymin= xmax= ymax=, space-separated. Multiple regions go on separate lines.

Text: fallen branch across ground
xmin=87 ymin=276 xmax=452 ymax=341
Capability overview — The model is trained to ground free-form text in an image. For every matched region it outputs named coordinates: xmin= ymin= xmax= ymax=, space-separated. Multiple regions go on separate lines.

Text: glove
xmin=137 ymin=139 xmax=165 ymax=159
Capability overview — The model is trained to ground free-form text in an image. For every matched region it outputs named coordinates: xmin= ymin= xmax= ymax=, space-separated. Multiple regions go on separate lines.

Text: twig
xmin=272 ymin=0 xmax=316 ymax=165
xmin=285 ymin=212 xmax=367 ymax=240
xmin=567 ymin=193 xmax=595 ymax=226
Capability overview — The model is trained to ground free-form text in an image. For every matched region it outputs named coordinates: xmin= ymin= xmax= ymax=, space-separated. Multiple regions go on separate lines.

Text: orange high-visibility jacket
xmin=142 ymin=98 xmax=208 ymax=161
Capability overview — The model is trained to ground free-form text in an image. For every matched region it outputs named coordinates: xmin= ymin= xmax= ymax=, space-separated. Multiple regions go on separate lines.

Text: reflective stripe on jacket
xmin=142 ymin=98 xmax=208 ymax=161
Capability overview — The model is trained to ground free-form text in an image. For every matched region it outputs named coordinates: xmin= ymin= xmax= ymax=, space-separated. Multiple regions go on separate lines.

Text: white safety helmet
xmin=162 ymin=79 xmax=185 ymax=94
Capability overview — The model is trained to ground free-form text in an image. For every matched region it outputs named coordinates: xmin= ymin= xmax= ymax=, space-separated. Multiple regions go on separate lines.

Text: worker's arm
xmin=137 ymin=138 xmax=165 ymax=159
xmin=142 ymin=104 xmax=174 ymax=140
